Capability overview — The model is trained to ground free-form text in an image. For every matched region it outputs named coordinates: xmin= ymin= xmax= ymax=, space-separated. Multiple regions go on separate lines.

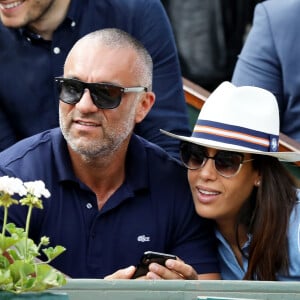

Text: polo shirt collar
xmin=51 ymin=128 xmax=76 ymax=182
xmin=125 ymin=134 xmax=149 ymax=191
xmin=65 ymin=0 xmax=83 ymax=25
xmin=18 ymin=0 xmax=82 ymax=39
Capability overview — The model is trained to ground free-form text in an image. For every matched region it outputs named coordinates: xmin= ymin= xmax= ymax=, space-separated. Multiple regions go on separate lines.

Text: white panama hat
xmin=161 ymin=81 xmax=300 ymax=162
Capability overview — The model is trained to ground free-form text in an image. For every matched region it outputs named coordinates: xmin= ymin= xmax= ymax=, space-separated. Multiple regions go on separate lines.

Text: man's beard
xmin=59 ymin=109 xmax=136 ymax=161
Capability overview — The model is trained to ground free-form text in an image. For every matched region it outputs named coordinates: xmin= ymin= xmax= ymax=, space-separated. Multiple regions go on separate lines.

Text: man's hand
xmin=104 ymin=259 xmax=220 ymax=280
xmin=104 ymin=266 xmax=136 ymax=279
xmin=147 ymin=258 xmax=220 ymax=280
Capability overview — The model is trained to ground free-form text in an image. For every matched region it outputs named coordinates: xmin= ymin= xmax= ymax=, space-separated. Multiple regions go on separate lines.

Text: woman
xmin=161 ymin=81 xmax=300 ymax=280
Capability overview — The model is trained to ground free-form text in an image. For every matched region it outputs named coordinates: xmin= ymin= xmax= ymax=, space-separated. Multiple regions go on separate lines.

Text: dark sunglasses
xmin=180 ymin=142 xmax=254 ymax=178
xmin=54 ymin=77 xmax=148 ymax=109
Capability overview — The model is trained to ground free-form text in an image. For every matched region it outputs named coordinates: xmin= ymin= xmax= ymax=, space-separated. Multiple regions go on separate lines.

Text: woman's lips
xmin=196 ymin=186 xmax=220 ymax=204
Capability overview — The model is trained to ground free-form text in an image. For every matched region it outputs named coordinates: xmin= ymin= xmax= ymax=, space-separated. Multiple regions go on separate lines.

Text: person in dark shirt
xmin=0 ymin=0 xmax=190 ymax=157
xmin=0 ymin=28 xmax=220 ymax=279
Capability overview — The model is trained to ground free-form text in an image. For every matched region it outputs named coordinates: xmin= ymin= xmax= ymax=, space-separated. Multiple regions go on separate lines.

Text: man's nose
xmin=75 ymin=88 xmax=99 ymax=112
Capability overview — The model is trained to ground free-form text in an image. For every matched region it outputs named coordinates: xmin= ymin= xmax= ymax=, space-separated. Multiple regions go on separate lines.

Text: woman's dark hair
xmin=237 ymin=155 xmax=298 ymax=280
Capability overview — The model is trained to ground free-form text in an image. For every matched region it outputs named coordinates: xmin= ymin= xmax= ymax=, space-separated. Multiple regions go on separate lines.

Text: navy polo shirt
xmin=0 ymin=128 xmax=219 ymax=278
xmin=0 ymin=0 xmax=191 ymax=156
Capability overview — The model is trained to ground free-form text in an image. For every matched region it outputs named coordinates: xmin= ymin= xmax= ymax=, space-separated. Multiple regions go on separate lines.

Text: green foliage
xmin=0 ymin=177 xmax=67 ymax=293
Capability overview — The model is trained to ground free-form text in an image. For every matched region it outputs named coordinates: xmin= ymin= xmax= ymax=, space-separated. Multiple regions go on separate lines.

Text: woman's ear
xmin=135 ymin=91 xmax=155 ymax=124
xmin=254 ymin=176 xmax=262 ymax=187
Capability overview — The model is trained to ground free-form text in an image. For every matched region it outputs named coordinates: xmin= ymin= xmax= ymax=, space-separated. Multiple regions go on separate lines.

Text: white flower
xmin=0 ymin=176 xmax=27 ymax=196
xmin=24 ymin=180 xmax=51 ymax=198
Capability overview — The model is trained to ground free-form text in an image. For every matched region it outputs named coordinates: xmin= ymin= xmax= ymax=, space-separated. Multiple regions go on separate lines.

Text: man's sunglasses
xmin=54 ymin=77 xmax=148 ymax=109
xmin=180 ymin=142 xmax=254 ymax=178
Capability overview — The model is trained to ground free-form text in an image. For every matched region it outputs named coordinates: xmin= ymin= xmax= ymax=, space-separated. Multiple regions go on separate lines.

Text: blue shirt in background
xmin=232 ymin=0 xmax=300 ymax=143
xmin=0 ymin=0 xmax=190 ymax=157
xmin=0 ymin=128 xmax=218 ymax=278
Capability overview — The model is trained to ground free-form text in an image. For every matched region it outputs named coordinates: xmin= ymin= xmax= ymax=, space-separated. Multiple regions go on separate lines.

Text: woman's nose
xmin=197 ymin=157 xmax=218 ymax=180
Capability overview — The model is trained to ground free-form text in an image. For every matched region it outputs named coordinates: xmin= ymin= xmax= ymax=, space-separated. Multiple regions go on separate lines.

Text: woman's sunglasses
xmin=180 ymin=142 xmax=254 ymax=178
xmin=54 ymin=77 xmax=148 ymax=109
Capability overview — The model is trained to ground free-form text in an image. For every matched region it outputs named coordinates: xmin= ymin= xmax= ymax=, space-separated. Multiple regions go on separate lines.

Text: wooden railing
xmin=53 ymin=278 xmax=300 ymax=300
xmin=183 ymin=77 xmax=300 ymax=167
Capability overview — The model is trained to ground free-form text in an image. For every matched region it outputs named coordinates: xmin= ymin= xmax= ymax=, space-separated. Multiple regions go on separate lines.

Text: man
xmin=0 ymin=0 xmax=190 ymax=157
xmin=0 ymin=29 xmax=220 ymax=279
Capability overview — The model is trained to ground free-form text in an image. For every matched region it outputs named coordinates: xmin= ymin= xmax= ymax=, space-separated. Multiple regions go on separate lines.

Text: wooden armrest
xmin=182 ymin=77 xmax=208 ymax=110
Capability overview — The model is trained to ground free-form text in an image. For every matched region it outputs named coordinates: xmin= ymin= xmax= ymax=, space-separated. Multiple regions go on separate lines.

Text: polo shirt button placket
xmin=71 ymin=21 xmax=76 ymax=28
xmin=86 ymin=203 xmax=93 ymax=209
xmin=53 ymin=47 xmax=61 ymax=55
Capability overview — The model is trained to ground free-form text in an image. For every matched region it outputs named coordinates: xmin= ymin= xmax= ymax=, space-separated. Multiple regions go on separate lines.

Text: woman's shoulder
xmin=285 ymin=189 xmax=300 ymax=279
xmin=289 ymin=190 xmax=300 ymax=225
xmin=295 ymin=189 xmax=300 ymax=203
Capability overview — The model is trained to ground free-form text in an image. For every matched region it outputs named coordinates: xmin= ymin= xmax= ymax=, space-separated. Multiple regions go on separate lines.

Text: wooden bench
xmin=182 ymin=77 xmax=300 ymax=178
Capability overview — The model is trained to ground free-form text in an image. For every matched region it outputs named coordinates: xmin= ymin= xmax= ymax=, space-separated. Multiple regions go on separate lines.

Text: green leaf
xmin=0 ymin=236 xmax=19 ymax=252
xmin=13 ymin=237 xmax=40 ymax=261
xmin=42 ymin=246 xmax=66 ymax=262
xmin=0 ymin=254 xmax=11 ymax=269
xmin=6 ymin=261 xmax=35 ymax=292
xmin=33 ymin=264 xmax=67 ymax=291
xmin=7 ymin=248 xmax=22 ymax=262
xmin=5 ymin=223 xmax=26 ymax=238
xmin=9 ymin=260 xmax=35 ymax=282
xmin=0 ymin=269 xmax=12 ymax=285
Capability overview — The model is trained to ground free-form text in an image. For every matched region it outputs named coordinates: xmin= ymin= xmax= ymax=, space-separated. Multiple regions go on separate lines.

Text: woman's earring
xmin=255 ymin=180 xmax=261 ymax=186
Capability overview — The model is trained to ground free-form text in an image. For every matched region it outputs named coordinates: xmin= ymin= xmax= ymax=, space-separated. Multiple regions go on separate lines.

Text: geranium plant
xmin=0 ymin=176 xmax=66 ymax=293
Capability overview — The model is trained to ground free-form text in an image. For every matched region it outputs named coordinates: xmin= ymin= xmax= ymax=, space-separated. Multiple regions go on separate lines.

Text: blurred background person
xmin=161 ymin=0 xmax=262 ymax=91
xmin=232 ymin=0 xmax=300 ymax=143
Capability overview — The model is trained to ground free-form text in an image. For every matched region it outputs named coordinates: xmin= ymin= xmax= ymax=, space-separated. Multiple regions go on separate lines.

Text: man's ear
xmin=135 ymin=92 xmax=155 ymax=124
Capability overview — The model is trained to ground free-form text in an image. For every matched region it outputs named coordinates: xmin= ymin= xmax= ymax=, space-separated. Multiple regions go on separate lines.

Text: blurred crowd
xmin=161 ymin=0 xmax=263 ymax=91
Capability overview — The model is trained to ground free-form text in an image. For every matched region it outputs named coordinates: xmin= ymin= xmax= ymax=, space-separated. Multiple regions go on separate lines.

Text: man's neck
xmin=69 ymin=145 xmax=128 ymax=210
xmin=28 ymin=0 xmax=71 ymax=40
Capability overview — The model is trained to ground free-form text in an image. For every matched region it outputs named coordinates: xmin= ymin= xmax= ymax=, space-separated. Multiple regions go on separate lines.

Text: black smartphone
xmin=132 ymin=251 xmax=176 ymax=279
